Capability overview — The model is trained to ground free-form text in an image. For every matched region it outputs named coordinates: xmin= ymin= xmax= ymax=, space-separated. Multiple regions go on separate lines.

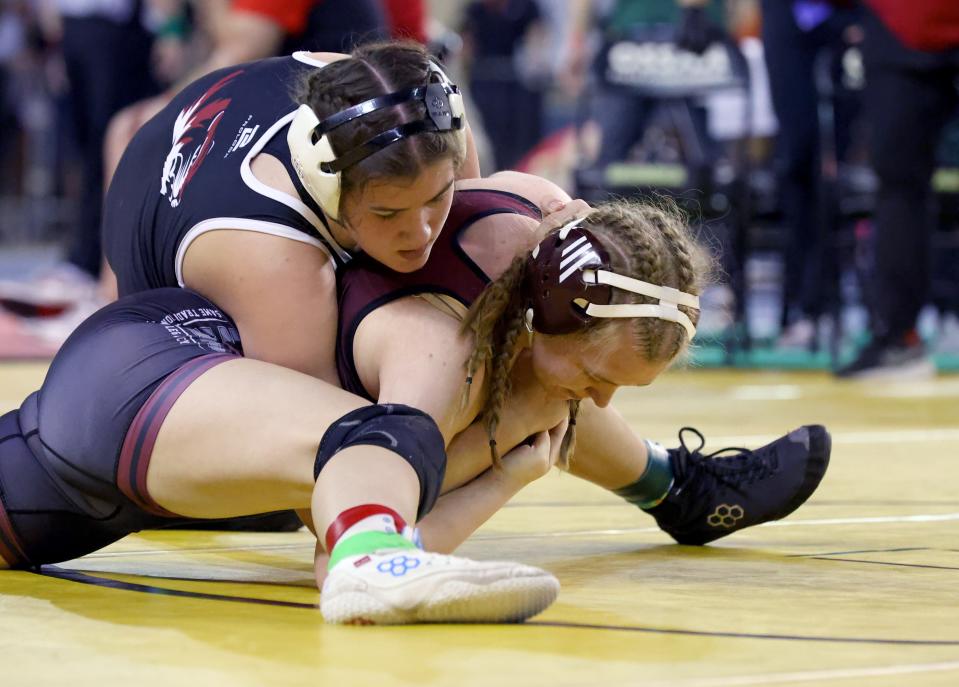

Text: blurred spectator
xmin=565 ymin=0 xmax=725 ymax=171
xmin=0 ymin=1 xmax=158 ymax=351
xmin=837 ymin=1 xmax=959 ymax=378
xmin=382 ymin=0 xmax=427 ymax=44
xmin=0 ymin=0 xmax=392 ymax=327
xmin=50 ymin=0 xmax=160 ymax=289
xmin=0 ymin=1 xmax=71 ymax=230
xmin=109 ymin=0 xmax=389 ymax=136
xmin=460 ymin=0 xmax=546 ymax=172
xmin=141 ymin=2 xmax=382 ymax=96
xmin=0 ymin=3 xmax=26 ymax=196
xmin=760 ymin=0 xmax=861 ymax=348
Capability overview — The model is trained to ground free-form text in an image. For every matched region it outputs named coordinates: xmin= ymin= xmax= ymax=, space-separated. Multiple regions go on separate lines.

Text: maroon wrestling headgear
xmin=522 ymin=220 xmax=700 ymax=338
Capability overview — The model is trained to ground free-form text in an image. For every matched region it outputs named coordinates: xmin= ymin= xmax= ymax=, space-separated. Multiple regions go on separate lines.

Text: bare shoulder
xmin=354 ymin=296 xmax=483 ymax=440
xmin=182 ymin=230 xmax=336 ymax=316
xmin=459 ymin=212 xmax=539 ymax=281
xmin=455 ymin=171 xmax=571 ymax=211
xmin=455 ymin=174 xmax=558 ymax=278
xmin=249 ymin=152 xmax=297 ymax=196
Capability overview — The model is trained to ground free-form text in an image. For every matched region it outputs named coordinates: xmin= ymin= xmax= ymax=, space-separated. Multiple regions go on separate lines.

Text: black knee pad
xmin=314 ymin=404 xmax=446 ymax=519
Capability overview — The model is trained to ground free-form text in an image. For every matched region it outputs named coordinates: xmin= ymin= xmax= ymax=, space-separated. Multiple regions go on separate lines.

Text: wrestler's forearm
xmin=417 ymin=469 xmax=523 ymax=554
xmin=442 ymin=420 xmax=497 ymax=492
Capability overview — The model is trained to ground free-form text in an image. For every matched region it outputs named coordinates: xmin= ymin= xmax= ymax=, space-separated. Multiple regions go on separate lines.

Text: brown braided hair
xmin=461 ymin=197 xmax=710 ymax=468
xmin=295 ymin=41 xmax=467 ymax=222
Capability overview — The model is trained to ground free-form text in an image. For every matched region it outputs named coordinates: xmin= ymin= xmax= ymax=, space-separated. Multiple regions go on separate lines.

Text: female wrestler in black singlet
xmin=102 ymin=40 xmax=582 ymax=379
xmin=100 ymin=40 xmax=587 ymax=534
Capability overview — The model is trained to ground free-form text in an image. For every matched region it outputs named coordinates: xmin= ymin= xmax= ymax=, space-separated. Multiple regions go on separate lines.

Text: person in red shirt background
xmin=382 ymin=0 xmax=428 ymax=44
xmin=838 ymin=1 xmax=959 ymax=378
xmin=865 ymin=0 xmax=959 ymax=53
xmin=231 ymin=0 xmax=429 ymax=53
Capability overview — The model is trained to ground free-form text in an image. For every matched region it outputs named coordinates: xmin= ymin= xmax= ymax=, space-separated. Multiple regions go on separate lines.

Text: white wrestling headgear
xmin=523 ymin=219 xmax=700 ymax=340
xmin=287 ymin=62 xmax=466 ymax=222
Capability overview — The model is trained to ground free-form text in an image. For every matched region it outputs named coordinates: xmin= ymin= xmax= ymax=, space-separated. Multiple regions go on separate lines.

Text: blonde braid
xmin=558 ymin=400 xmax=581 ymax=469
xmin=483 ymin=307 xmax=526 ymax=465
xmin=657 ymin=216 xmax=701 ymax=358
xmin=460 ymin=255 xmax=528 ymax=466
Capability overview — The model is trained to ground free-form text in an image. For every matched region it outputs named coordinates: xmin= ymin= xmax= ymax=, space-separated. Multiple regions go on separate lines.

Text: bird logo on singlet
xmin=160 ymin=70 xmax=243 ymax=207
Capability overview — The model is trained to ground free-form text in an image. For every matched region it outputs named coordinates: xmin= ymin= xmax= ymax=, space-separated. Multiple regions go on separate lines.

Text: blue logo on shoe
xmin=376 ymin=554 xmax=421 ymax=577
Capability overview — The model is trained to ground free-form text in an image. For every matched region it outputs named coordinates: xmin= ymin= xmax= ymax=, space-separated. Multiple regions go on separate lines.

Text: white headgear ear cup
xmin=287 ymin=104 xmax=343 ymax=221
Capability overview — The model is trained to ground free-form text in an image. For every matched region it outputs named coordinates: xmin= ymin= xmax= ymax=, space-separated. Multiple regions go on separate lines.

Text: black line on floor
xmin=804 ymin=500 xmax=959 ymax=507
xmin=80 ymin=541 xmax=314 ymax=558
xmin=808 ymin=557 xmax=959 ymax=571
xmin=502 ymin=500 xmax=959 ymax=509
xmin=65 ymin=568 xmax=316 ymax=588
xmin=525 ymin=621 xmax=959 ymax=646
xmin=787 ymin=547 xmax=929 ymax=558
xmin=34 ymin=566 xmax=959 ymax=645
xmin=38 ymin=566 xmax=319 ymax=609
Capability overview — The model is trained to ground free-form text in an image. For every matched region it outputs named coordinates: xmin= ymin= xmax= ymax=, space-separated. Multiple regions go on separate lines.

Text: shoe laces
xmin=673 ymin=427 xmax=779 ymax=488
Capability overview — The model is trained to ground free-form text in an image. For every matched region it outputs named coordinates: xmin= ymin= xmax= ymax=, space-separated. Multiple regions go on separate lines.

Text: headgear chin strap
xmin=287 ymin=62 xmax=466 ymax=222
xmin=523 ymin=221 xmax=700 ymax=340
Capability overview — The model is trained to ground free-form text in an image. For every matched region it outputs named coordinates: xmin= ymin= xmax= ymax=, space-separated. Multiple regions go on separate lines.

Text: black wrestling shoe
xmin=645 ymin=426 xmax=831 ymax=545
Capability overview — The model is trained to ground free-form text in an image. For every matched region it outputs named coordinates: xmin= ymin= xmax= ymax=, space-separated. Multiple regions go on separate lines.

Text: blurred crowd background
xmin=0 ymin=0 xmax=958 ymax=378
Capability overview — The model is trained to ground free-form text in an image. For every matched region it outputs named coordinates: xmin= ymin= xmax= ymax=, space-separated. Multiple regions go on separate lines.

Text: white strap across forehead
xmin=591 ymin=270 xmax=700 ymax=308
xmin=582 ymin=269 xmax=700 ymax=340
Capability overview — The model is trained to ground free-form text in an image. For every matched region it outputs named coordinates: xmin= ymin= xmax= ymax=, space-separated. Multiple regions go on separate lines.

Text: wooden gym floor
xmin=1 ymin=362 xmax=958 ymax=686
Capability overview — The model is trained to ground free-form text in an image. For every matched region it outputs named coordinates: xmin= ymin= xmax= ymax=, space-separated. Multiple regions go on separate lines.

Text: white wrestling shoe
xmin=320 ymin=548 xmax=560 ymax=625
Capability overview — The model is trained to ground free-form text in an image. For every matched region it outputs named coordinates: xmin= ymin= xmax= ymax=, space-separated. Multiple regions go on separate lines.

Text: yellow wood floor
xmin=2 ymin=363 xmax=958 ymax=686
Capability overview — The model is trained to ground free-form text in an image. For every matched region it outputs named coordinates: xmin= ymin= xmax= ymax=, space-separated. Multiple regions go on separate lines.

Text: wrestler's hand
xmin=535 ymin=198 xmax=594 ymax=241
xmin=499 ymin=418 xmax=569 ymax=488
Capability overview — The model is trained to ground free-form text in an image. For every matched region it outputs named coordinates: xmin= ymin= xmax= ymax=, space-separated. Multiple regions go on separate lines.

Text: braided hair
xmin=461 ymin=197 xmax=710 ymax=468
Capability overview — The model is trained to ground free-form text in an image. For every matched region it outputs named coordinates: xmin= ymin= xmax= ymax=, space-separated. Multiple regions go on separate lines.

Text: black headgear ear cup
xmin=523 ymin=221 xmax=701 ymax=339
xmin=523 ymin=225 xmax=613 ymax=335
